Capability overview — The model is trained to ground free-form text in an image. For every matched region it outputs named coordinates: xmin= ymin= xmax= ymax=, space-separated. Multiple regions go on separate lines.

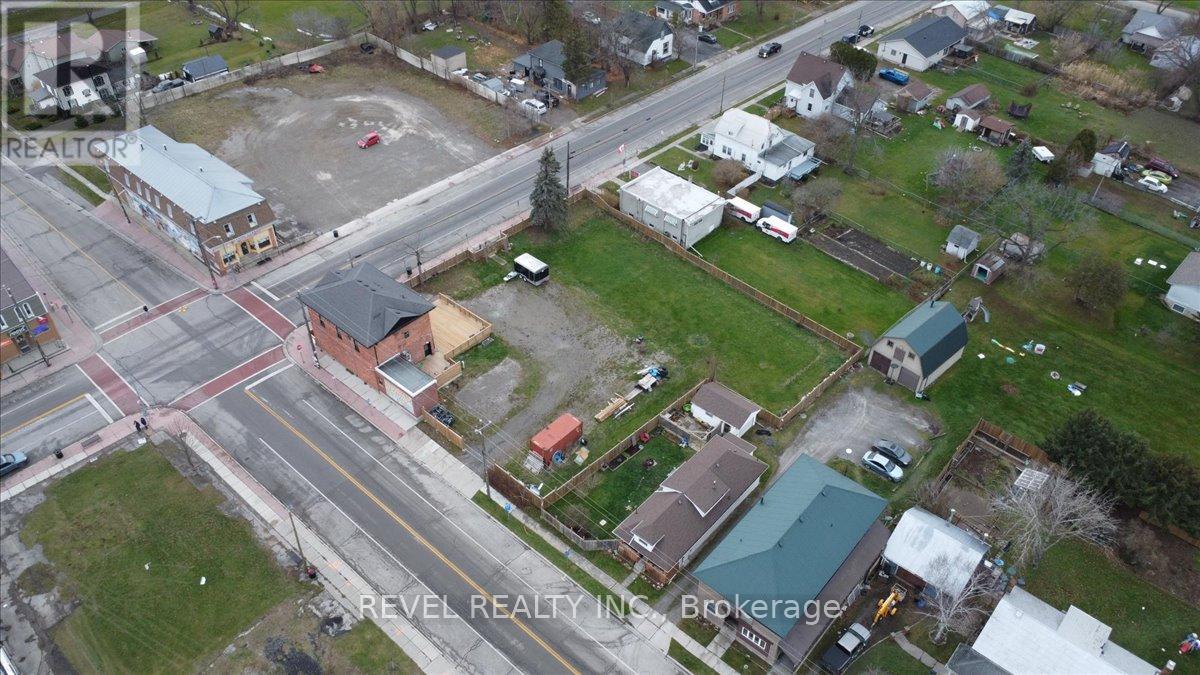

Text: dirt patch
xmin=454 ymin=356 xmax=524 ymax=423
xmin=457 ymin=281 xmax=668 ymax=461
xmin=777 ymin=375 xmax=937 ymax=472
xmin=147 ymin=50 xmax=504 ymax=232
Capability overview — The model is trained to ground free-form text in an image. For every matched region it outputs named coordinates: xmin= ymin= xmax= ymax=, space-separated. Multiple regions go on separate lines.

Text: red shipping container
xmin=530 ymin=413 xmax=583 ymax=466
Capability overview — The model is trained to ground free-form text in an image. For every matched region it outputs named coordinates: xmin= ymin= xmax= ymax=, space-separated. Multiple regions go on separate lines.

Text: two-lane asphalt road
xmin=256 ymin=1 xmax=931 ymax=316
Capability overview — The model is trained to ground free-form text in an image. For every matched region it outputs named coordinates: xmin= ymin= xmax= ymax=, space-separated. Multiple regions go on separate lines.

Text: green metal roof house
xmin=867 ymin=300 xmax=968 ymax=393
xmin=692 ymin=455 xmax=890 ymax=667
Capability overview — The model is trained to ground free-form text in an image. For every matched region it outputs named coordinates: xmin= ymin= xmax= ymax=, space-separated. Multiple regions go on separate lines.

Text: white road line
xmin=93 ymin=352 xmax=145 ymax=409
xmin=85 ymin=393 xmax=114 ymax=424
xmin=251 ymin=280 xmax=282 ymax=303
xmin=254 ymin=436 xmax=522 ymax=675
xmin=229 ymin=293 xmax=284 ymax=340
xmin=0 ymin=382 xmax=69 ymax=417
xmin=75 ymin=363 xmax=120 ymax=416
xmin=181 ymin=356 xmax=289 ymax=413
xmin=93 ymin=306 xmax=143 ymax=332
xmin=5 ymin=410 xmax=101 ymax=455
xmin=241 ymin=361 xmax=293 ymax=391
xmin=170 ymin=345 xmax=286 ymax=406
xmin=298 ymin=399 xmax=641 ymax=674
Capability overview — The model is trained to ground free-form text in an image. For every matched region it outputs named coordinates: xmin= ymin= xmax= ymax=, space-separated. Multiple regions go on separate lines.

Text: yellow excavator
xmin=873 ymin=584 xmax=907 ymax=626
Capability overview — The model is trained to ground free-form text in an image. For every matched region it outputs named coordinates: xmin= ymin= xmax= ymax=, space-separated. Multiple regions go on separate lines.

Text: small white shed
xmin=690 ymin=382 xmax=760 ymax=437
xmin=946 ymin=225 xmax=981 ymax=260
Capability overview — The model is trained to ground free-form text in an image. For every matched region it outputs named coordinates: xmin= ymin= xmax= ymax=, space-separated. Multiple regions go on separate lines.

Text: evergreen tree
xmin=1006 ymin=140 xmax=1034 ymax=182
xmin=540 ymin=0 xmax=572 ymax=41
xmin=530 ymin=147 xmax=567 ymax=231
xmin=562 ymin=23 xmax=593 ymax=83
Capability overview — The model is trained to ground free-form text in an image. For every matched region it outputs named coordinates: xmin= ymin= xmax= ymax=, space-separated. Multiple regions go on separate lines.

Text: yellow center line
xmin=0 ymin=182 xmax=144 ymax=306
xmin=244 ymin=388 xmax=582 ymax=675
xmin=1 ymin=394 xmax=86 ymax=439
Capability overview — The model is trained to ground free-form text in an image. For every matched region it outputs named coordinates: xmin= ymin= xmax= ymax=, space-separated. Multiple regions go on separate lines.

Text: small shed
xmin=946 ymin=83 xmax=990 ymax=111
xmin=977 ymin=115 xmax=1013 ymax=145
xmin=181 ymin=54 xmax=229 ymax=82
xmin=895 ymin=79 xmax=935 ymax=112
xmin=431 ymin=45 xmax=466 ymax=75
xmin=690 ymin=382 xmax=760 ymax=437
xmin=513 ymin=253 xmax=549 ymax=285
xmin=945 ymin=225 xmax=980 ymax=260
xmin=953 ymin=108 xmax=981 ymax=132
xmin=972 ymin=252 xmax=1007 ymax=285
xmin=882 ymin=508 xmax=989 ymax=598
xmin=530 ymin=413 xmax=583 ymax=466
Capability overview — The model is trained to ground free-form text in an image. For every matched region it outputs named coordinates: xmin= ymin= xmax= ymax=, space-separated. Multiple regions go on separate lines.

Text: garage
xmin=867 ymin=301 xmax=968 ymax=394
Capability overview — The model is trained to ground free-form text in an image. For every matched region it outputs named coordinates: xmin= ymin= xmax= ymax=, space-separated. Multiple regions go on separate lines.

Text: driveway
xmin=775 ymin=373 xmax=937 ymax=476
xmin=1163 ymin=174 xmax=1200 ymax=210
xmin=676 ymin=28 xmax=726 ymax=65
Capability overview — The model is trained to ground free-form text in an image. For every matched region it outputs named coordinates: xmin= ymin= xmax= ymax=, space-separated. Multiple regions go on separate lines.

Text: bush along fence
xmin=130 ymin=31 xmax=537 ymax=121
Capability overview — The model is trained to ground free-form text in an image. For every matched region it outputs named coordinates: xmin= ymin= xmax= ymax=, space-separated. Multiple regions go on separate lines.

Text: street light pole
xmin=718 ymin=71 xmax=727 ymax=114
xmin=565 ymin=140 xmax=571 ymax=194
xmin=192 ymin=221 xmax=219 ymax=290
xmin=476 ymin=421 xmax=492 ymax=498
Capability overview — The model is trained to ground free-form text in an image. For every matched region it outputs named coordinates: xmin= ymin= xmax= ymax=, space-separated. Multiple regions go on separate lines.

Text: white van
xmin=757 ymin=215 xmax=798 ymax=243
xmin=520 ymin=98 xmax=547 ymax=115
xmin=509 ymin=77 xmax=526 ymax=92
xmin=725 ymin=196 xmax=761 ymax=223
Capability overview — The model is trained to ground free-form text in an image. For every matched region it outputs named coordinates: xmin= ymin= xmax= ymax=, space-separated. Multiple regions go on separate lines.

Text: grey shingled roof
xmin=432 ymin=45 xmax=464 ymax=59
xmin=33 ymin=58 xmax=106 ymax=87
xmin=785 ymin=52 xmax=849 ymax=99
xmin=694 ymin=455 xmax=886 ymax=638
xmin=614 ymin=435 xmax=766 ymax=570
xmin=1122 ymin=9 xmax=1179 ymax=38
xmin=692 ymin=382 xmax=760 ymax=429
xmin=947 ymin=225 xmax=980 ymax=249
xmin=612 ymin=10 xmax=672 ymax=53
xmin=299 ymin=263 xmax=434 ymax=347
xmin=104 ymin=126 xmax=265 ymax=223
xmin=1168 ymin=251 xmax=1200 ymax=287
xmin=761 ymin=133 xmax=815 ymax=166
xmin=182 ymin=54 xmax=228 ymax=79
xmin=949 ymin=83 xmax=990 ymax=108
xmin=883 ymin=14 xmax=967 ymax=57
xmin=881 ymin=301 xmax=968 ymax=375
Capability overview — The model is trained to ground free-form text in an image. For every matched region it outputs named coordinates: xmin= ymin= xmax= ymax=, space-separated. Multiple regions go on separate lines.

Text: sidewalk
xmin=0 ymin=229 xmax=100 ymax=395
xmin=0 ymin=408 xmax=455 ymax=673
xmin=895 ymin=631 xmax=950 ymax=674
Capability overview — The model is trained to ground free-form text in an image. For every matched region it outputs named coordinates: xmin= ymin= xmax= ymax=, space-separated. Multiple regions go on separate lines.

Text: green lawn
xmin=20 ymin=446 xmax=301 ymax=672
xmin=670 ymin=639 xmax=719 ymax=675
xmin=333 ymin=620 xmax=421 ymax=674
xmin=721 ymin=2 xmax=809 ymax=39
xmin=577 ymin=59 xmax=692 ymax=115
xmin=829 ymin=458 xmax=903 ymax=500
xmin=693 ymin=224 xmax=911 ymax=341
xmin=549 ymin=435 xmax=691 ymax=538
xmin=397 ymin=22 xmax=518 ymax=72
xmin=650 ymin=146 xmax=718 ymax=191
xmin=472 ymin=492 xmax=628 ymax=616
xmin=848 ymin=638 xmax=929 ymax=675
xmin=722 ymin=641 xmax=770 ymax=675
xmin=56 ymin=165 xmax=109 ymax=206
xmin=1026 ymin=541 xmax=1200 ymax=672
xmin=679 ymin=617 xmax=719 ymax=647
xmin=714 ymin=27 xmax=749 ymax=49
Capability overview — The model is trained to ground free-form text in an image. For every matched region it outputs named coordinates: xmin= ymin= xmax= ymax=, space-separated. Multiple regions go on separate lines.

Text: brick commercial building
xmin=101 ymin=125 xmax=278 ymax=275
xmin=1 ymin=246 xmax=60 ymax=373
xmin=299 ymin=263 xmax=439 ymax=416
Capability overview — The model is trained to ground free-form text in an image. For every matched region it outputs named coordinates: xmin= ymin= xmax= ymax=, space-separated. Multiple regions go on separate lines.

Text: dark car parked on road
xmin=759 ymin=42 xmax=782 ymax=58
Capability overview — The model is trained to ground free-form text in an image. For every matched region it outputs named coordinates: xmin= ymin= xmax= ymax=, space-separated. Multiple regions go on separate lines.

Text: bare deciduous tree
xmin=918 ymin=554 xmax=993 ymax=644
xmin=209 ymin=0 xmax=252 ymax=36
xmin=840 ymin=85 xmax=882 ymax=174
xmin=1157 ymin=0 xmax=1177 ymax=14
xmin=927 ymin=149 xmax=1005 ymax=220
xmin=988 ymin=181 xmax=1087 ymax=264
xmin=1024 ymin=0 xmax=1080 ymax=32
xmin=713 ymin=159 xmax=747 ymax=193
xmin=991 ymin=470 xmax=1118 ymax=568
xmin=792 ymin=176 xmax=843 ymax=218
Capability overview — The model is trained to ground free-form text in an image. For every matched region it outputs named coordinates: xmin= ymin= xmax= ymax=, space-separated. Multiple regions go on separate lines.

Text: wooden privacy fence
xmin=436 ymin=294 xmax=493 ymax=360
xmin=422 ymin=410 xmax=464 ymax=449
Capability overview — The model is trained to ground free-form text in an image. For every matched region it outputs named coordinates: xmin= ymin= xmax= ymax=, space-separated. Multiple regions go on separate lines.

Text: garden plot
xmin=805 ymin=223 xmax=921 ymax=282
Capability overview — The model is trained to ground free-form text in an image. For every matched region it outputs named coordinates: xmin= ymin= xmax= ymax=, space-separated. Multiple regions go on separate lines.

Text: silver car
xmin=862 ymin=451 xmax=903 ymax=482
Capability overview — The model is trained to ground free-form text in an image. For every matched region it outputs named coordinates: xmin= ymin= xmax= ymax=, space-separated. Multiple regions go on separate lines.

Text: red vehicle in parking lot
xmin=357 ymin=131 xmax=381 ymax=149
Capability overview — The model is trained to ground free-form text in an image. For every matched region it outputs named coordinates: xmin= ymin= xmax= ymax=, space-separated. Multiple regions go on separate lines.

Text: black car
xmin=858 ymin=24 xmax=875 ymax=37
xmin=698 ymin=32 xmax=718 ymax=45
xmin=870 ymin=439 xmax=913 ymax=467
xmin=819 ymin=623 xmax=870 ymax=673
xmin=841 ymin=33 xmax=860 ymax=45
xmin=758 ymin=42 xmax=782 ymax=58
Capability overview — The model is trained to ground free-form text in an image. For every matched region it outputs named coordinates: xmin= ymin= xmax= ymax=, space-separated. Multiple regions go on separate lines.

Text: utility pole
xmin=192 ymin=220 xmax=218 ymax=290
xmin=564 ymin=140 xmax=571 ymax=194
xmin=3 ymin=285 xmax=49 ymax=367
xmin=476 ymin=421 xmax=492 ymax=498
xmin=718 ymin=71 xmax=727 ymax=114
xmin=289 ymin=511 xmax=309 ymax=570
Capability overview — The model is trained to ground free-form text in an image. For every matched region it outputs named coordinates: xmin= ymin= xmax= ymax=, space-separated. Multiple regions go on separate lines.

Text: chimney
xmin=1161 ymin=661 xmax=1176 ymax=675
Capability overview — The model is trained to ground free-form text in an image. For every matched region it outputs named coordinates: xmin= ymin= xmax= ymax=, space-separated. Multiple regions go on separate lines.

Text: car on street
xmin=0 ymin=452 xmax=29 ymax=478
xmin=759 ymin=42 xmax=782 ymax=58
xmin=1147 ymin=157 xmax=1180 ymax=179
xmin=151 ymin=78 xmax=184 ymax=93
xmin=698 ymin=32 xmax=718 ymax=45
xmin=818 ymin=623 xmax=871 ymax=673
xmin=858 ymin=24 xmax=875 ymax=37
xmin=357 ymin=130 xmax=381 ymax=149
xmin=878 ymin=68 xmax=909 ymax=85
xmin=862 ymin=450 xmax=903 ymax=482
xmin=1141 ymin=169 xmax=1173 ymax=185
xmin=1138 ymin=176 xmax=1168 ymax=193
xmin=870 ymin=439 xmax=913 ymax=467
xmin=521 ymin=98 xmax=548 ymax=115
xmin=841 ymin=33 xmax=860 ymax=44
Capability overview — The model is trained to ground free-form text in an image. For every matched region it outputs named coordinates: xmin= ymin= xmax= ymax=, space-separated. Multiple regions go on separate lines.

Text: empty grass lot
xmin=549 ymin=434 xmax=691 ymax=539
xmin=20 ymin=446 xmax=301 ymax=672
xmin=576 ymin=59 xmax=692 ymax=115
xmin=1027 ymin=541 xmax=1200 ymax=672
xmin=693 ymin=224 xmax=912 ymax=341
xmin=670 ymin=639 xmax=719 ymax=675
xmin=847 ymin=638 xmax=928 ymax=675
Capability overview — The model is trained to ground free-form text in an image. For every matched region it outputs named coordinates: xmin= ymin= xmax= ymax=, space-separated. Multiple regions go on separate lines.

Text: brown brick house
xmin=101 ymin=125 xmax=277 ymax=275
xmin=614 ymin=434 xmax=766 ymax=586
xmin=298 ymin=263 xmax=439 ymax=415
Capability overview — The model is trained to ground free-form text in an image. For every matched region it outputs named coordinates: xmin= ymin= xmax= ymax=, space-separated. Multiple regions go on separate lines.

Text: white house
xmin=653 ymin=0 xmax=738 ymax=27
xmin=702 ymin=109 xmax=816 ymax=182
xmin=882 ymin=508 xmax=989 ymax=598
xmin=1121 ymin=9 xmax=1178 ymax=52
xmin=690 ymin=382 xmax=760 ymax=437
xmin=931 ymin=1 xmax=992 ymax=31
xmin=989 ymin=5 xmax=1036 ymax=34
xmin=953 ymin=108 xmax=982 ymax=131
xmin=32 ymin=60 xmax=112 ymax=111
xmin=1091 ymin=140 xmax=1130 ymax=177
xmin=9 ymin=26 xmax=155 ymax=97
xmin=611 ymin=10 xmax=675 ymax=66
xmin=945 ymin=225 xmax=981 ymax=260
xmin=619 ymin=167 xmax=726 ymax=248
xmin=958 ymin=587 xmax=1159 ymax=675
xmin=783 ymin=52 xmax=853 ymax=119
xmin=1166 ymin=252 xmax=1200 ymax=320
xmin=876 ymin=14 xmax=968 ymax=72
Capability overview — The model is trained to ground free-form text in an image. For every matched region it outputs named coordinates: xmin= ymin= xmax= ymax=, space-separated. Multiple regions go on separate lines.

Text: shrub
xmin=19 ymin=119 xmax=43 ymax=131
xmin=1021 ymin=82 xmax=1039 ymax=97
xmin=92 ymin=113 xmax=107 ymax=124
xmin=73 ymin=116 xmax=89 ymax=129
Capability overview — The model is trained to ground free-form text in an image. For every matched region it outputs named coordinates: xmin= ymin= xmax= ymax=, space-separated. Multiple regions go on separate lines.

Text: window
xmin=806 ymin=103 xmax=812 ymax=112
xmin=424 ymin=341 xmax=433 ymax=357
xmin=336 ymin=328 xmax=343 ymax=340
xmin=353 ymin=341 xmax=359 ymax=352
xmin=886 ymin=340 xmax=894 ymax=347
xmin=153 ymin=194 xmax=160 ymax=209
xmin=135 ymin=182 xmax=142 ymax=196
xmin=258 ymin=237 xmax=272 ymax=250
xmin=403 ymin=330 xmax=410 ymax=339
xmin=247 ymin=213 xmax=256 ymax=226
xmin=809 ymin=87 xmax=815 ymax=98
xmin=124 ymin=172 xmax=130 ymax=187
xmin=740 ymin=625 xmax=768 ymax=651
xmin=318 ymin=317 xmax=325 ymax=327
xmin=82 ymin=89 xmax=91 ymax=97
xmin=20 ymin=302 xmax=34 ymax=319
xmin=224 ymin=223 xmax=235 ymax=237
xmin=222 ymin=250 xmax=236 ymax=264
xmin=63 ymin=85 xmax=73 ymax=96
xmin=167 ymin=204 xmax=173 ymax=218
xmin=93 ymin=75 xmax=104 ymax=87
